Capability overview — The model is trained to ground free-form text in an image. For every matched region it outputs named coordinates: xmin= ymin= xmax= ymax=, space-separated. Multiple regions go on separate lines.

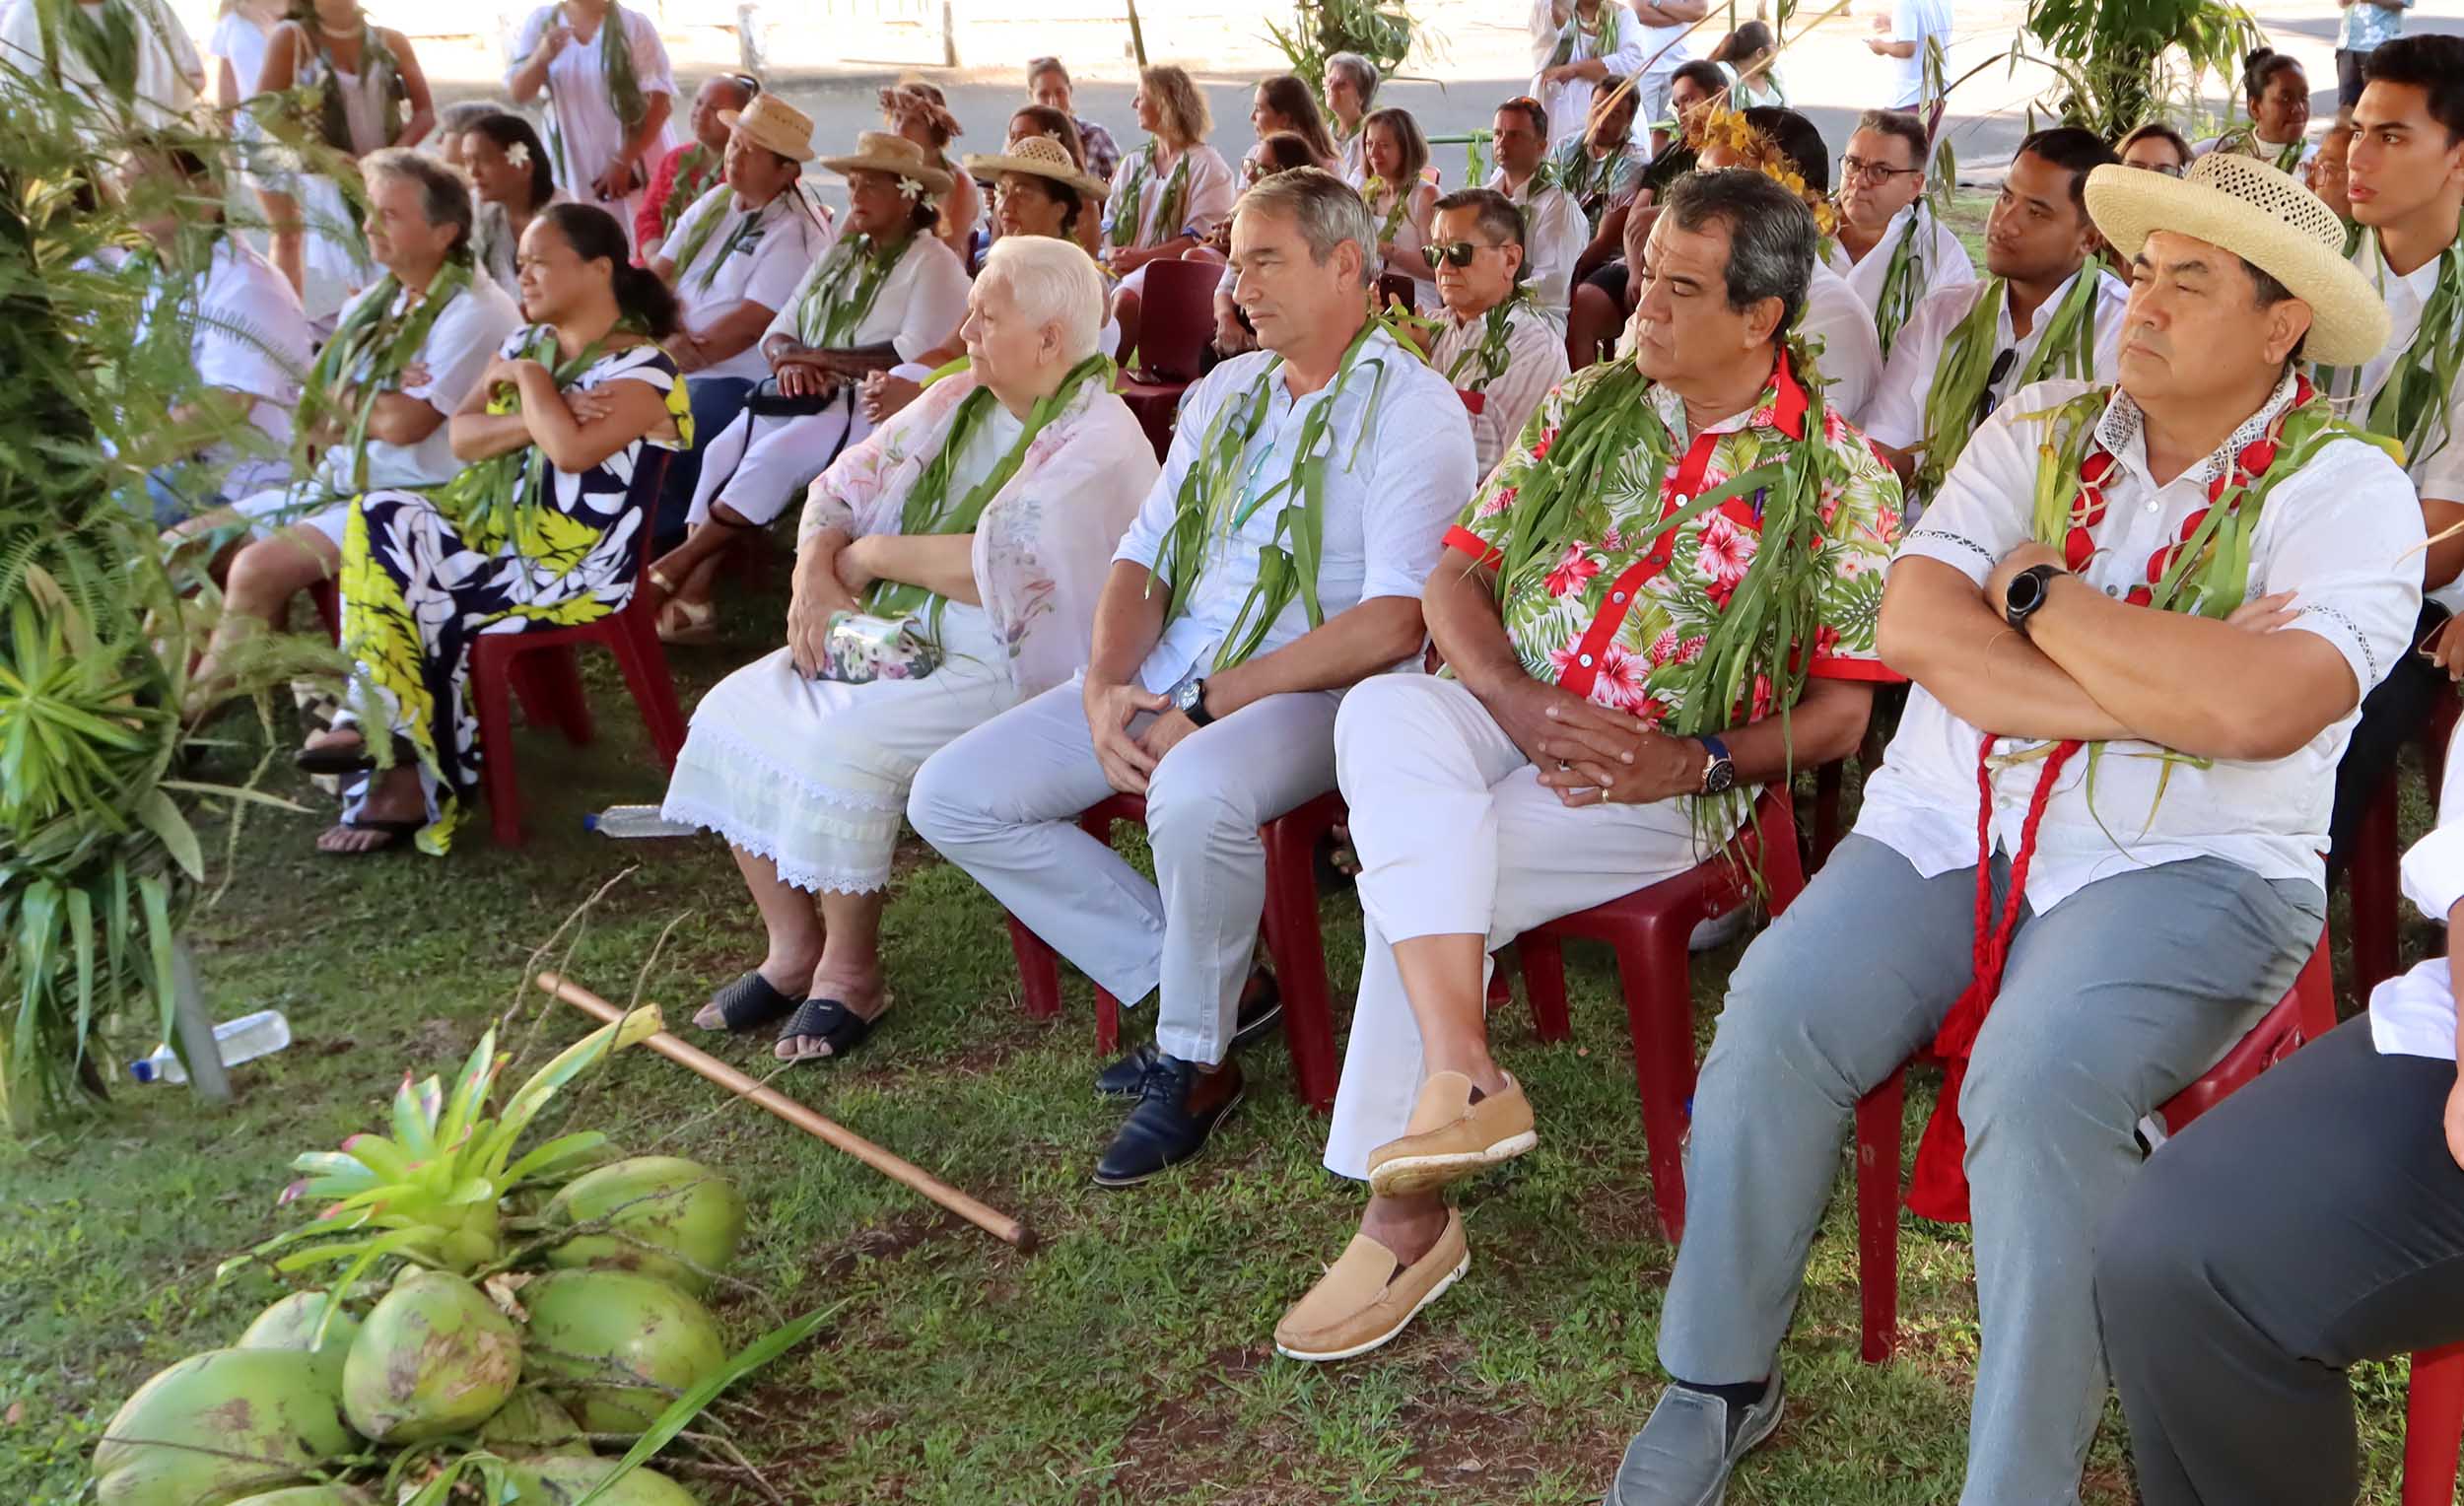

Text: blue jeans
xmin=657 ymin=376 xmax=757 ymax=550
xmin=141 ymin=463 xmax=230 ymax=529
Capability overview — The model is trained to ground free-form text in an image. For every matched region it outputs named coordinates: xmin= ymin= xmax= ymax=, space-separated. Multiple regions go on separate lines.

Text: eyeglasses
xmin=2132 ymin=161 xmax=2185 ymax=177
xmin=1423 ymin=240 xmax=1500 ymax=269
xmin=1840 ymin=155 xmax=1924 ymax=185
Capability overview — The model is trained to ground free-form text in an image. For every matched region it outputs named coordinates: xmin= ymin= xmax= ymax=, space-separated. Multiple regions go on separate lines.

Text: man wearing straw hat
xmin=642 ymin=92 xmax=832 ymax=551
xmin=1607 ymin=152 xmax=2422 ymax=1506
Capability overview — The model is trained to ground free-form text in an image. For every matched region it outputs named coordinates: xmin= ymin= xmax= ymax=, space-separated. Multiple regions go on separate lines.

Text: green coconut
xmin=520 ymin=1456 xmax=700 ymax=1506
xmin=228 ymin=1489 xmax=376 ymax=1506
xmin=521 ymin=1270 xmax=725 ymax=1434
xmin=340 ymin=1270 xmax=522 ymax=1443
xmin=543 ymin=1157 xmax=744 ymax=1295
xmin=92 ymin=1347 xmax=354 ymax=1506
xmin=476 ymin=1388 xmax=594 ymax=1458
xmin=237 ymin=1292 xmax=361 ymax=1391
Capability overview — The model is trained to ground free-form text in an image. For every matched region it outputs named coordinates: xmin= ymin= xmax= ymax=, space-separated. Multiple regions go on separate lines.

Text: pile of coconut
xmin=92 ymin=1010 xmax=813 ymax=1506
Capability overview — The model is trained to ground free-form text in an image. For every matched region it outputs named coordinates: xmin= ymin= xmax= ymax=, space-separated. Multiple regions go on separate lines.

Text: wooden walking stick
xmin=534 ymin=971 xmax=1036 ymax=1252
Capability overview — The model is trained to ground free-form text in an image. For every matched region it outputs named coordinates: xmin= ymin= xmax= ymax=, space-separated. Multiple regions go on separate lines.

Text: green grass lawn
xmin=3 ymin=289 xmax=2448 ymax=1501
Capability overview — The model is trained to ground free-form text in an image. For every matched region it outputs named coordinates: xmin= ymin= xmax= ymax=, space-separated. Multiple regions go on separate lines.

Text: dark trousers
xmin=2338 ymin=47 xmax=2370 ymax=109
xmin=2328 ymin=603 xmax=2448 ymax=878
xmin=2095 ymin=1017 xmax=2464 ymax=1505
xmin=655 ymin=375 xmax=756 ymax=551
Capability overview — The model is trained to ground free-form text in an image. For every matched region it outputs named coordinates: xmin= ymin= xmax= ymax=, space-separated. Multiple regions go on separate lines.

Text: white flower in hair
xmin=896 ymin=175 xmax=926 ymax=202
xmin=507 ymin=141 xmax=530 ymax=170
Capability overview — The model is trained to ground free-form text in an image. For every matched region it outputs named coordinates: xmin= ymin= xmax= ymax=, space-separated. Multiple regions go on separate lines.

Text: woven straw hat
xmin=818 ymin=130 xmax=955 ymax=197
xmin=716 ymin=94 xmax=817 ymax=163
xmin=2083 ymin=152 xmax=2389 ymax=366
xmin=961 ymin=133 xmax=1109 ymax=201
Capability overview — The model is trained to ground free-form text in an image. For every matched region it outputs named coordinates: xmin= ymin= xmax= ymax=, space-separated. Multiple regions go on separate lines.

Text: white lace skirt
xmin=659 ymin=603 xmax=1017 ymax=893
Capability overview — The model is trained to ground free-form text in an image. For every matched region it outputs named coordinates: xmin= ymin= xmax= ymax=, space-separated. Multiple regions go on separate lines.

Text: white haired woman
xmin=659 ymin=236 xmax=1159 ymax=1064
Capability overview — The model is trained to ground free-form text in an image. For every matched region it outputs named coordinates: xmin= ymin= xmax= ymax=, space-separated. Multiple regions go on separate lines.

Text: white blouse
xmin=506 ymin=3 xmax=678 ymax=250
xmin=666 ymin=184 xmax=833 ymax=382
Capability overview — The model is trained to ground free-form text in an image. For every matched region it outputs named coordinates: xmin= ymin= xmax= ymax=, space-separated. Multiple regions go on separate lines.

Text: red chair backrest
xmin=2152 ymin=922 xmax=2337 ymax=1137
xmin=1134 ymin=257 xmax=1222 ymax=383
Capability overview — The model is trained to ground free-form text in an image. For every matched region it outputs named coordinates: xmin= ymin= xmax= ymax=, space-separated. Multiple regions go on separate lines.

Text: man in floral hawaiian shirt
xmin=1271 ymin=169 xmax=1902 ymax=1366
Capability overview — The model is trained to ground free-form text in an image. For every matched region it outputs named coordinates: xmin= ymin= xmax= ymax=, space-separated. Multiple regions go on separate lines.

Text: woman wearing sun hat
xmin=859 ymin=131 xmax=1121 ymax=428
xmin=648 ymin=130 xmax=969 ymax=633
xmin=1608 ymin=150 xmax=2421 ymax=1506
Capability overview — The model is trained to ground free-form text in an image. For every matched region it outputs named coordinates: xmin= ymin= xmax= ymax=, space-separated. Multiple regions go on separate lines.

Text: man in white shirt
xmin=1826 ymin=107 xmax=1975 ymax=355
xmin=2322 ymin=36 xmax=2464 ymax=874
xmin=1484 ymin=95 xmax=1589 ymax=316
xmin=649 ymin=94 xmax=832 ymax=544
xmin=1869 ymin=0 xmax=1953 ymax=116
xmin=1864 ymin=127 xmax=2130 ymax=517
xmin=1606 ymin=152 xmax=2419 ymax=1506
xmin=2097 ymin=719 xmax=2464 ymax=1506
xmin=910 ymin=170 xmax=1475 ymax=1188
xmin=1421 ymin=187 xmax=1568 ymax=479
xmin=178 ymin=149 xmax=520 ymax=702
xmin=118 ymin=139 xmax=310 ymax=528
xmin=0 ymin=0 xmax=200 ymax=135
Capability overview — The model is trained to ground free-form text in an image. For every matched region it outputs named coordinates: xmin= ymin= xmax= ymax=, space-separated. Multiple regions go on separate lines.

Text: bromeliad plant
xmin=226 ymin=1007 xmax=665 ymax=1331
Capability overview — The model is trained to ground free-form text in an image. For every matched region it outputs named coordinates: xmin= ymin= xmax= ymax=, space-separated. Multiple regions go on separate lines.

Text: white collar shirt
xmin=1822 ymin=203 xmax=1976 ymax=341
xmin=2322 ymin=228 xmax=2464 ymax=607
xmin=1111 ymin=328 xmax=1478 ymax=693
xmin=764 ymin=230 xmax=972 ymax=364
xmin=668 ymin=184 xmax=832 ymax=382
xmin=138 ymin=238 xmax=312 ymax=496
xmin=314 ymin=272 xmax=523 ymax=493
xmin=1799 ymin=258 xmax=1884 ymax=425
xmin=1429 ymin=297 xmax=1569 ymax=482
xmin=1485 ymin=166 xmax=1587 ymax=315
xmin=1863 ymin=374 xmax=2426 ymax=910
xmin=1863 ymin=266 xmax=2133 ymax=455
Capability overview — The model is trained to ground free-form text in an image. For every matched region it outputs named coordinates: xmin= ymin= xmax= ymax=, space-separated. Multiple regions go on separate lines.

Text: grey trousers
xmin=1659 ymin=835 xmax=2324 ymax=1506
xmin=907 ymin=678 xmax=1341 ymax=1065
xmin=2097 ymin=1016 xmax=2464 ymax=1506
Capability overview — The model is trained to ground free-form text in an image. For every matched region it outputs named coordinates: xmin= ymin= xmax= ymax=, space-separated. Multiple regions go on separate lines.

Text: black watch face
xmin=2008 ymin=570 xmax=2047 ymax=617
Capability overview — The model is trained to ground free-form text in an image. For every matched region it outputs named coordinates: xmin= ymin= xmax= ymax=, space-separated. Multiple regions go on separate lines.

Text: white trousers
xmin=908 ymin=676 xmax=1343 ymax=1065
xmin=687 ymin=389 xmax=868 ymax=528
xmin=1322 ymin=675 xmax=1717 ymax=1180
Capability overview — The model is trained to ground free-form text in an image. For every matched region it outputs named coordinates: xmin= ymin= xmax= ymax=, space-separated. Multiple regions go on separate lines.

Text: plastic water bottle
xmin=129 ymin=1009 xmax=292 ymax=1085
xmin=585 ymin=804 xmax=703 ymax=839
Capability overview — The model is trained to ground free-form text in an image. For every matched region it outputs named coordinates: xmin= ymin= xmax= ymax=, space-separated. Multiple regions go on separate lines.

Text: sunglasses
xmin=1975 ymin=346 xmax=2019 ymax=430
xmin=1422 ymin=240 xmax=1500 ymax=269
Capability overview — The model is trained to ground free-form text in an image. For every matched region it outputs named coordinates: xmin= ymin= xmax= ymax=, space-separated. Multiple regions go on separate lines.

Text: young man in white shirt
xmin=910 ymin=170 xmax=1476 ymax=1188
xmin=1826 ymin=107 xmax=1975 ymax=355
xmin=1863 ymin=127 xmax=2131 ymax=517
xmin=1420 ymin=187 xmax=1568 ymax=480
xmin=1605 ymin=151 xmax=2420 ymax=1506
xmin=1483 ymin=95 xmax=1589 ymax=317
xmin=2320 ymin=36 xmax=2464 ymax=875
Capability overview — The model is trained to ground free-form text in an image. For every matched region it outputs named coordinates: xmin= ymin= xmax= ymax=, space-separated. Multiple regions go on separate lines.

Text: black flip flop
xmin=701 ymin=971 xmax=797 ymax=1033
xmin=315 ymin=818 xmax=422 ymax=856
xmin=775 ymin=997 xmax=880 ymax=1064
xmin=297 ymin=731 xmax=416 ymax=777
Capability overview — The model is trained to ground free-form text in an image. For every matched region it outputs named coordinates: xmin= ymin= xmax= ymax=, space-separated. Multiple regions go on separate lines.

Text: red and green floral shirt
xmin=1444 ymin=352 xmax=1905 ymax=725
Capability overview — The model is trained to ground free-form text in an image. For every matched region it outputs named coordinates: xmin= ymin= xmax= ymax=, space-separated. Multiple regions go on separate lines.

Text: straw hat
xmin=818 ymin=130 xmax=955 ymax=197
xmin=961 ymin=133 xmax=1109 ymax=201
xmin=716 ymin=94 xmax=817 ymax=164
xmin=2082 ymin=152 xmax=2389 ymax=367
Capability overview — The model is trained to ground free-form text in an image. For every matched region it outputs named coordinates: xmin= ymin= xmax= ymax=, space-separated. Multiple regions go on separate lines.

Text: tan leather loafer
xmin=1365 ymin=1071 xmax=1537 ymax=1197
xmin=1273 ymin=1208 xmax=1470 ymax=1363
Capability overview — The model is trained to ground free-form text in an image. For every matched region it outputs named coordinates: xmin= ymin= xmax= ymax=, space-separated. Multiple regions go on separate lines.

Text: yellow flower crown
xmin=1697 ymin=103 xmax=1841 ymax=240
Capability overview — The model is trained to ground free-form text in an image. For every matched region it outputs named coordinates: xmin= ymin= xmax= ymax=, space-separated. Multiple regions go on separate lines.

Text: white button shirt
xmin=1527 ymin=0 xmax=1647 ymax=148
xmin=1863 ymin=266 xmax=2133 ymax=454
xmin=1862 ymin=374 xmax=2426 ymax=910
xmin=1822 ymin=203 xmax=1976 ymax=345
xmin=2323 ymin=227 xmax=2464 ymax=610
xmin=666 ymin=184 xmax=833 ymax=382
xmin=2369 ymin=717 xmax=2464 ymax=1061
xmin=1485 ymin=167 xmax=1588 ymax=316
xmin=136 ymin=238 xmax=313 ymax=496
xmin=1428 ymin=297 xmax=1569 ymax=482
xmin=764 ymin=230 xmax=971 ymax=364
xmin=318 ymin=272 xmax=523 ymax=491
xmin=1112 ymin=327 xmax=1477 ymax=693
xmin=1799 ymin=259 xmax=1885 ymax=425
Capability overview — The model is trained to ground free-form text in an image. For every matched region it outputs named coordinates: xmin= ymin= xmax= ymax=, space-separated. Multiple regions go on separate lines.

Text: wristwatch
xmin=1174 ymin=676 xmax=1215 ymax=727
xmin=1697 ymin=735 xmax=1736 ymax=796
xmin=2004 ymin=564 xmax=2065 ymax=634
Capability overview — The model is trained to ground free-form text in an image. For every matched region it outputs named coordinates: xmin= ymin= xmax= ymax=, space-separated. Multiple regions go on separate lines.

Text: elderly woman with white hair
xmin=660 ymin=235 xmax=1159 ymax=1064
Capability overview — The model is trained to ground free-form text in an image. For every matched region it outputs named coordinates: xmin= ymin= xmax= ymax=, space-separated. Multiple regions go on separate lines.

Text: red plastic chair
xmin=2406 ymin=1342 xmax=2464 ymax=1505
xmin=1003 ymin=789 xmax=1350 ymax=1110
xmin=467 ymin=450 xmax=688 ymax=847
xmin=1119 ymin=257 xmax=1223 ymax=462
xmin=2351 ymin=694 xmax=2463 ymax=999
xmin=1851 ymin=926 xmax=2337 ymax=1363
xmin=1505 ymin=785 xmax=1809 ymax=1244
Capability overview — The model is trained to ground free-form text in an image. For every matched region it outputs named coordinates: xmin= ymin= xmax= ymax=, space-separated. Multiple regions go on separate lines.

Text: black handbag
xmin=744 ymin=376 xmax=836 ymax=418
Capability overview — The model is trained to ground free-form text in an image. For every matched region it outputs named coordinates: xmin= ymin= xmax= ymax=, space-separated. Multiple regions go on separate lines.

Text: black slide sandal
xmin=776 ymin=997 xmax=880 ymax=1064
xmin=701 ymin=971 xmax=797 ymax=1033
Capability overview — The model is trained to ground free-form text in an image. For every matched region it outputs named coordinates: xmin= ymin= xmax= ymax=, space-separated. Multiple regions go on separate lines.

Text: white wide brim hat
xmin=961 ymin=133 xmax=1109 ymax=201
xmin=717 ymin=94 xmax=818 ymax=164
xmin=818 ymin=130 xmax=955 ymax=197
xmin=2083 ymin=152 xmax=2389 ymax=367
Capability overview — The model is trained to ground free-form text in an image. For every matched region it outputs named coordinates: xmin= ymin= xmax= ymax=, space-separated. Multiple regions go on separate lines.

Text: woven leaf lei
xmin=2321 ymin=216 xmax=2464 ymax=477
xmin=294 ymin=258 xmax=474 ymax=490
xmin=1911 ymin=270 xmax=2103 ymax=503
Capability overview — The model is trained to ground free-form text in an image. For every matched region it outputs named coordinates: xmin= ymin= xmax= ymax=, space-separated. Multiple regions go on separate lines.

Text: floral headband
xmin=1696 ymin=103 xmax=1841 ymax=239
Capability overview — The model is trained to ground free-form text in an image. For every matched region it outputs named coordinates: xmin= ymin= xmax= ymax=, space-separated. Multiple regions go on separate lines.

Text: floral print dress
xmin=336 ymin=328 xmax=691 ymax=853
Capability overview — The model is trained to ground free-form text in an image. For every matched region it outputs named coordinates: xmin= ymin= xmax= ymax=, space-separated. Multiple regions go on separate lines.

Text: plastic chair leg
xmin=609 ymin=612 xmax=688 ymax=768
xmin=1260 ymin=814 xmax=1339 ymax=1113
xmin=2403 ymin=1343 xmax=2464 ymax=1506
xmin=1094 ymin=986 xmax=1121 ymax=1058
xmin=1007 ymin=918 xmax=1061 ymax=1021
xmin=473 ymin=646 xmax=524 ymax=849
xmin=514 ymin=646 xmax=594 ymax=747
xmin=1616 ymin=910 xmax=1701 ymax=1246
xmin=1518 ymin=935 xmax=1572 ymax=1043
xmin=2352 ymin=783 xmax=2402 ymax=999
xmin=1855 ymin=1068 xmax=1908 ymax=1363
xmin=1812 ymin=760 xmax=1845 ymax=872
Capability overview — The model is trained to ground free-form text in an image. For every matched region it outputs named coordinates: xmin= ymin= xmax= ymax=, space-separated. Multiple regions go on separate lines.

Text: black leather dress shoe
xmin=1092 ymin=1056 xmax=1245 ymax=1187
xmin=1094 ymin=972 xmax=1284 ymax=1098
